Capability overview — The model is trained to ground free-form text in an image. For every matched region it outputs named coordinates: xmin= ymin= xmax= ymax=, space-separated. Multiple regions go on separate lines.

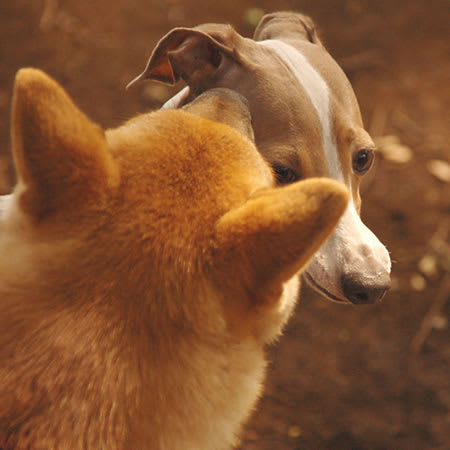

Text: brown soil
xmin=1 ymin=1 xmax=448 ymax=449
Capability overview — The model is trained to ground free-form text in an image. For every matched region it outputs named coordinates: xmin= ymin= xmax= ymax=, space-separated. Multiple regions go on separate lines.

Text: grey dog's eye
xmin=352 ymin=149 xmax=374 ymax=175
xmin=273 ymin=166 xmax=300 ymax=184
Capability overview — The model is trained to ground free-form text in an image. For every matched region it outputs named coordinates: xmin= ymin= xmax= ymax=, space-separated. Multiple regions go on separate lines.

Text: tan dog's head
xmin=129 ymin=11 xmax=392 ymax=305
xmin=3 ymin=69 xmax=348 ymax=342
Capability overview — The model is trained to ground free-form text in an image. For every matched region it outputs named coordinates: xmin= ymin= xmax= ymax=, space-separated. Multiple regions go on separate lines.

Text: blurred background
xmin=0 ymin=0 xmax=448 ymax=448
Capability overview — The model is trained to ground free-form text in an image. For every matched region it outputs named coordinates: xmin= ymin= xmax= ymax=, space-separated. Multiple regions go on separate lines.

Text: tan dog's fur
xmin=0 ymin=69 xmax=348 ymax=449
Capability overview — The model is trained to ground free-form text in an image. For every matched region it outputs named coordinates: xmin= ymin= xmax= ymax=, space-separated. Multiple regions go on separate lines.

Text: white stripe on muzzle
xmin=259 ymin=40 xmax=343 ymax=182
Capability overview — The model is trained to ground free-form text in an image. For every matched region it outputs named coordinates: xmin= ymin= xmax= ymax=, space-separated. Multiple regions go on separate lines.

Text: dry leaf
xmin=375 ymin=135 xmax=413 ymax=163
xmin=427 ymin=159 xmax=450 ymax=183
xmin=418 ymin=254 xmax=438 ymax=277
xmin=410 ymin=273 xmax=426 ymax=291
xmin=244 ymin=8 xmax=265 ymax=28
xmin=288 ymin=425 xmax=302 ymax=438
xmin=430 ymin=315 xmax=448 ymax=330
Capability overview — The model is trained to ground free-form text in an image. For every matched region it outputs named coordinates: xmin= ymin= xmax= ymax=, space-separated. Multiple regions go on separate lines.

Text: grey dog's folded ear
xmin=127 ymin=24 xmax=243 ymax=90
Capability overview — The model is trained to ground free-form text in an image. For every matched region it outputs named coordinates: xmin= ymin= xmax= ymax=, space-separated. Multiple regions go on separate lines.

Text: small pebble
xmin=430 ymin=315 xmax=448 ymax=330
xmin=418 ymin=254 xmax=438 ymax=277
xmin=375 ymin=135 xmax=413 ymax=163
xmin=288 ymin=425 xmax=302 ymax=438
xmin=410 ymin=273 xmax=426 ymax=291
xmin=427 ymin=159 xmax=450 ymax=183
xmin=244 ymin=8 xmax=265 ymax=28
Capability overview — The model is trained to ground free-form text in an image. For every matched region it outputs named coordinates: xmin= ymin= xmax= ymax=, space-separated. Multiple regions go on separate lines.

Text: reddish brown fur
xmin=0 ymin=69 xmax=348 ymax=449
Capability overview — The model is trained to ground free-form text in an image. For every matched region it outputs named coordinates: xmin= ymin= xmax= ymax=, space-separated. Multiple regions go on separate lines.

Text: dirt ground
xmin=0 ymin=0 xmax=448 ymax=448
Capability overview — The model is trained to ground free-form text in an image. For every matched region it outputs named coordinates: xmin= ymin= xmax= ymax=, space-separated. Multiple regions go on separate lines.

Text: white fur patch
xmin=0 ymin=194 xmax=13 ymax=220
xmin=261 ymin=274 xmax=300 ymax=343
xmin=259 ymin=40 xmax=344 ymax=182
xmin=278 ymin=275 xmax=300 ymax=316
xmin=161 ymin=86 xmax=190 ymax=109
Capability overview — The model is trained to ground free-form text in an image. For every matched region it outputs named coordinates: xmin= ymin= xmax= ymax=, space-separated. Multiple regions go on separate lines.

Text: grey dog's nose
xmin=341 ymin=273 xmax=391 ymax=304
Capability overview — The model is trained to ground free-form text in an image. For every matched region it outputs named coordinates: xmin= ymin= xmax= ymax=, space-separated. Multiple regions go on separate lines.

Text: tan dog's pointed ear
xmin=215 ymin=179 xmax=348 ymax=304
xmin=127 ymin=25 xmax=240 ymax=90
xmin=182 ymin=88 xmax=254 ymax=142
xmin=11 ymin=68 xmax=119 ymax=221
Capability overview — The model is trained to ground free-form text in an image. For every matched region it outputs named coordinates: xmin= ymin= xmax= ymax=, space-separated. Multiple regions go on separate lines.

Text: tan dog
xmin=129 ymin=11 xmax=392 ymax=305
xmin=0 ymin=69 xmax=348 ymax=449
